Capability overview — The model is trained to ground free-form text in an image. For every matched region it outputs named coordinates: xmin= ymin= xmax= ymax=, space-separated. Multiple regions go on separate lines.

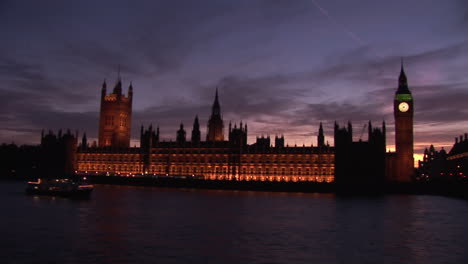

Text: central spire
xmin=212 ymin=87 xmax=221 ymax=116
xmin=207 ymin=87 xmax=224 ymax=142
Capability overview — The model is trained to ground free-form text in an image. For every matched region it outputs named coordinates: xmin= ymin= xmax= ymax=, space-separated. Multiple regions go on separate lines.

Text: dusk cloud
xmin=1 ymin=0 xmax=467 ymax=159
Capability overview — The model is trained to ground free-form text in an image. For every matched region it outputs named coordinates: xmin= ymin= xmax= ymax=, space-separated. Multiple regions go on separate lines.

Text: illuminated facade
xmin=77 ymin=87 xmax=335 ymax=182
xmin=98 ymin=76 xmax=133 ymax=148
xmin=416 ymin=134 xmax=468 ymax=182
xmin=444 ymin=134 xmax=468 ymax=180
xmin=76 ymin=141 xmax=334 ymax=182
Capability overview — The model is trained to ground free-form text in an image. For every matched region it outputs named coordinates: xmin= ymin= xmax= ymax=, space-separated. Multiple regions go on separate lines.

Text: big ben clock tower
xmin=393 ymin=61 xmax=414 ymax=182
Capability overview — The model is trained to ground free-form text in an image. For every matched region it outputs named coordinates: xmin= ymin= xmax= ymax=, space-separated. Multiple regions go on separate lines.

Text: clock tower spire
xmin=393 ymin=60 xmax=414 ymax=182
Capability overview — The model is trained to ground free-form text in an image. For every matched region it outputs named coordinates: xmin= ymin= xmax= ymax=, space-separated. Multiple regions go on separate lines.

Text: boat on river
xmin=26 ymin=178 xmax=93 ymax=198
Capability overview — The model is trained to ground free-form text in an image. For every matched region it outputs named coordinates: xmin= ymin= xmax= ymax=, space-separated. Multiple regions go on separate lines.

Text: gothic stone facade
xmin=76 ymin=142 xmax=334 ymax=182
xmin=76 ymin=65 xmax=414 ymax=183
xmin=77 ymin=87 xmax=334 ymax=182
xmin=98 ymin=78 xmax=133 ymax=148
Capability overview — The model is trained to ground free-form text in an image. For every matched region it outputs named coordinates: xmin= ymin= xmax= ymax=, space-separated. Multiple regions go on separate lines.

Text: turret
xmin=101 ymin=79 xmax=107 ymax=101
xmin=156 ymin=126 xmax=160 ymax=142
xmin=347 ymin=121 xmax=353 ymax=141
xmin=275 ymin=135 xmax=284 ymax=148
xmin=368 ymin=120 xmax=372 ymax=141
xmin=140 ymin=125 xmax=144 ymax=147
xmin=318 ymin=122 xmax=325 ymax=147
xmin=128 ymin=82 xmax=133 ymax=103
xmin=382 ymin=121 xmax=386 ymax=147
xmin=255 ymin=135 xmax=270 ymax=149
xmin=81 ymin=133 xmax=87 ymax=149
xmin=191 ymin=116 xmax=201 ymax=144
xmin=177 ymin=123 xmax=186 ymax=144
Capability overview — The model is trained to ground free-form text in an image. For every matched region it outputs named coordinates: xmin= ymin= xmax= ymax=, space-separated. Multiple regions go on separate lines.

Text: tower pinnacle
xmin=101 ymin=79 xmax=107 ymax=99
xmin=212 ymin=87 xmax=220 ymax=116
xmin=191 ymin=115 xmax=201 ymax=144
xmin=207 ymin=87 xmax=224 ymax=141
xmin=397 ymin=58 xmax=410 ymax=94
xmin=318 ymin=122 xmax=325 ymax=147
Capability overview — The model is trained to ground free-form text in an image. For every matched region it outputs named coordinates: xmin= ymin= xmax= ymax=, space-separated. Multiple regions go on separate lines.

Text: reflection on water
xmin=1 ymin=182 xmax=468 ymax=264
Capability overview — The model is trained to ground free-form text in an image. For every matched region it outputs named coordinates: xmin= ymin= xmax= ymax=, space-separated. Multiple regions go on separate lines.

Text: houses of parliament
xmin=69 ymin=64 xmax=415 ymax=183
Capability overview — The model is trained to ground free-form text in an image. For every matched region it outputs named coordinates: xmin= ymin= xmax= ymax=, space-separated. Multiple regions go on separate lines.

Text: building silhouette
xmin=416 ymin=133 xmax=468 ymax=184
xmin=446 ymin=134 xmax=468 ymax=181
xmin=76 ymin=87 xmax=335 ymax=182
xmin=71 ymin=63 xmax=415 ymax=183
xmin=40 ymin=129 xmax=77 ymax=177
xmin=334 ymin=121 xmax=386 ymax=187
xmin=417 ymin=144 xmax=447 ymax=181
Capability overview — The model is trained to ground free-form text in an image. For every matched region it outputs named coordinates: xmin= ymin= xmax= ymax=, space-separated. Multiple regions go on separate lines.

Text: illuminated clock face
xmin=398 ymin=102 xmax=409 ymax=112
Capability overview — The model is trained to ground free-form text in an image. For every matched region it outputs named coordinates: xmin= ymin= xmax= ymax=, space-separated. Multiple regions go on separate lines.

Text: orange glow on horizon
xmin=414 ymin=153 xmax=423 ymax=168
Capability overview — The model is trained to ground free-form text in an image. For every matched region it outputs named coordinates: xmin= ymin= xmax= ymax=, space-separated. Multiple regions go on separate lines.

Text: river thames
xmin=1 ymin=182 xmax=468 ymax=264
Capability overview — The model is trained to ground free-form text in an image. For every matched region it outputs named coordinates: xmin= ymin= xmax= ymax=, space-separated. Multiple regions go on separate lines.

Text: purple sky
xmin=1 ymin=0 xmax=468 ymax=162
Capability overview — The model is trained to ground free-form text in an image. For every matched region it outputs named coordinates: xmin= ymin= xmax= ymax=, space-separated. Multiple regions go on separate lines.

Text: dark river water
xmin=1 ymin=182 xmax=468 ymax=264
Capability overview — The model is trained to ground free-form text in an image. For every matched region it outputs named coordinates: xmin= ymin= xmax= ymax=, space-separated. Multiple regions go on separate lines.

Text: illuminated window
xmin=105 ymin=116 xmax=115 ymax=126
xmin=119 ymin=115 xmax=126 ymax=127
